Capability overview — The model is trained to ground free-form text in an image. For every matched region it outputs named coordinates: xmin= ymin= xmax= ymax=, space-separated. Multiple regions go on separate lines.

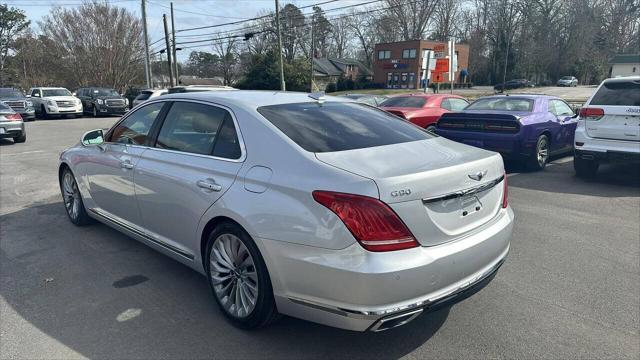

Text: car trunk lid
xmin=315 ymin=138 xmax=506 ymax=246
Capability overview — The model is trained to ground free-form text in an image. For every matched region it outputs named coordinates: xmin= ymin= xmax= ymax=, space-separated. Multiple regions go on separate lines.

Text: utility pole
xmin=141 ymin=0 xmax=151 ymax=88
xmin=309 ymin=20 xmax=314 ymax=92
xmin=275 ymin=0 xmax=286 ymax=91
xmin=449 ymin=38 xmax=454 ymax=94
xmin=171 ymin=2 xmax=179 ymax=85
xmin=163 ymin=14 xmax=174 ymax=87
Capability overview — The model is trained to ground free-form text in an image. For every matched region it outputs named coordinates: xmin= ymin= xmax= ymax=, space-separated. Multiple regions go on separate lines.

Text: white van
xmin=574 ymin=76 xmax=640 ymax=176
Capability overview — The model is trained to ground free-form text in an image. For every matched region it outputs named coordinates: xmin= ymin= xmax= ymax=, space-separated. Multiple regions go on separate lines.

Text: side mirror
xmin=81 ymin=129 xmax=104 ymax=146
xmin=25 ymin=95 xmax=31 ymax=98
xmin=33 ymin=93 xmax=40 ymax=97
xmin=72 ymin=92 xmax=77 ymax=96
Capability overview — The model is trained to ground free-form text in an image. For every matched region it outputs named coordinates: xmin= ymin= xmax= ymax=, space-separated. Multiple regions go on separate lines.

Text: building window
xmin=402 ymin=49 xmax=417 ymax=59
xmin=401 ymin=73 xmax=408 ymax=83
xmin=409 ymin=72 xmax=415 ymax=85
xmin=378 ymin=50 xmax=391 ymax=60
xmin=387 ymin=72 xmax=393 ymax=86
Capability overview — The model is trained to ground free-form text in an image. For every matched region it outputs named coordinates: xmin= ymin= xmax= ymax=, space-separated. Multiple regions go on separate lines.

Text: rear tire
xmin=574 ymin=155 xmax=599 ymax=178
xmin=59 ymin=167 xmax=93 ymax=226
xmin=13 ymin=132 xmax=26 ymax=143
xmin=205 ymin=222 xmax=279 ymax=330
xmin=426 ymin=125 xmax=436 ymax=133
xmin=528 ymin=135 xmax=550 ymax=171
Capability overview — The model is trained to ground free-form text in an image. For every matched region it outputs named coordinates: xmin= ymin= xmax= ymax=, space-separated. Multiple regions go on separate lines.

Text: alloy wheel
xmin=537 ymin=138 xmax=549 ymax=167
xmin=62 ymin=171 xmax=80 ymax=221
xmin=209 ymin=233 xmax=259 ymax=319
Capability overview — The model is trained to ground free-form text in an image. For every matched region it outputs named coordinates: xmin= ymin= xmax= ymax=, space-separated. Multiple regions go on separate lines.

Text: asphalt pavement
xmin=1 ymin=116 xmax=638 ymax=359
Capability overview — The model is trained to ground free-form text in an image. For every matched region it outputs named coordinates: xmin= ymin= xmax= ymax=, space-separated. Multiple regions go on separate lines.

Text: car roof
xmin=33 ymin=87 xmax=68 ymax=90
xmin=604 ymin=75 xmax=640 ymax=82
xmin=156 ymin=90 xmax=353 ymax=110
xmin=478 ymin=94 xmax=558 ymax=100
xmin=388 ymin=93 xmax=464 ymax=99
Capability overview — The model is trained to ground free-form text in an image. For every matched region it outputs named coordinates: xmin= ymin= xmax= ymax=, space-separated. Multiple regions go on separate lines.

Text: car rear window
xmin=257 ymin=102 xmax=431 ymax=153
xmin=590 ymin=80 xmax=640 ymax=106
xmin=466 ymin=97 xmax=534 ymax=112
xmin=135 ymin=92 xmax=152 ymax=101
xmin=379 ymin=96 xmax=426 ymax=108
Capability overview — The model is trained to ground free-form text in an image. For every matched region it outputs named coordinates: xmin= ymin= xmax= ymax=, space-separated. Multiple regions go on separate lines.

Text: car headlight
xmin=125 ymin=98 xmax=129 ymax=105
xmin=26 ymin=101 xmax=33 ymax=107
xmin=46 ymin=99 xmax=56 ymax=107
xmin=97 ymin=99 xmax=104 ymax=105
xmin=76 ymin=99 xmax=81 ymax=105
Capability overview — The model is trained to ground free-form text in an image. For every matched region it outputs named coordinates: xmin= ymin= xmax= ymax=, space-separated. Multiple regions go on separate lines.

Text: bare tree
xmin=431 ymin=0 xmax=461 ymax=41
xmin=330 ymin=17 xmax=350 ymax=59
xmin=212 ymin=36 xmax=239 ymax=86
xmin=385 ymin=0 xmax=440 ymax=40
xmin=39 ymin=1 xmax=144 ymax=91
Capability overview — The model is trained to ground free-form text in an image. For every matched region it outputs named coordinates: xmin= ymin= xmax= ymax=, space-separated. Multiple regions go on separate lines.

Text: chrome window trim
xmin=103 ymin=98 xmax=247 ymax=163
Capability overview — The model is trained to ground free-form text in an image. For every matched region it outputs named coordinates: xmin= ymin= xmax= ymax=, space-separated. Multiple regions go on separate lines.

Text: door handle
xmin=197 ymin=179 xmax=222 ymax=192
xmin=120 ymin=160 xmax=134 ymax=170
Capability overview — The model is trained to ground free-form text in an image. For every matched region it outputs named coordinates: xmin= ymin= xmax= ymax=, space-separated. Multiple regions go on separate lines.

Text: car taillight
xmin=579 ymin=107 xmax=604 ymax=120
xmin=502 ymin=173 xmax=508 ymax=208
xmin=5 ymin=113 xmax=22 ymax=121
xmin=312 ymin=190 xmax=419 ymax=252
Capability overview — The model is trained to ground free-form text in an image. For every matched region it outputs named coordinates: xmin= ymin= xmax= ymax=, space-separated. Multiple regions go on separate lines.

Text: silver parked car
xmin=59 ymin=91 xmax=513 ymax=332
xmin=0 ymin=102 xmax=26 ymax=143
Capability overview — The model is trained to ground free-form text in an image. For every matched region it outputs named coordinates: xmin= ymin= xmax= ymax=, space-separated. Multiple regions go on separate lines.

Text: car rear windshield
xmin=135 ymin=92 xmax=152 ymax=101
xmin=0 ymin=102 xmax=10 ymax=111
xmin=379 ymin=96 xmax=426 ymax=108
xmin=0 ymin=89 xmax=23 ymax=98
xmin=590 ymin=80 xmax=640 ymax=106
xmin=42 ymin=89 xmax=71 ymax=97
xmin=257 ymin=102 xmax=431 ymax=153
xmin=466 ymin=97 xmax=534 ymax=112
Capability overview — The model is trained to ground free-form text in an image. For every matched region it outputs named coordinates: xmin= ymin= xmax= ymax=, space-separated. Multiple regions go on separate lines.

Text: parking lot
xmin=1 ymin=116 xmax=638 ymax=359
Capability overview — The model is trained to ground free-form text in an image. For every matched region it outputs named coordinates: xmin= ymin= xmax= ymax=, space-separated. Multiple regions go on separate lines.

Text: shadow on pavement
xmin=0 ymin=138 xmax=17 ymax=146
xmin=506 ymin=158 xmax=640 ymax=198
xmin=0 ymin=201 xmax=449 ymax=359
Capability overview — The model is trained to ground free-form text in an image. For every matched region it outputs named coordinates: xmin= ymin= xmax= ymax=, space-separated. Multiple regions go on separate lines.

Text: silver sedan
xmin=59 ymin=91 xmax=513 ymax=332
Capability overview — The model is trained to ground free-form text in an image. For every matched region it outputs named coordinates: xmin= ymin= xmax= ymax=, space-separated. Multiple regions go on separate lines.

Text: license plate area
xmin=460 ymin=195 xmax=483 ymax=217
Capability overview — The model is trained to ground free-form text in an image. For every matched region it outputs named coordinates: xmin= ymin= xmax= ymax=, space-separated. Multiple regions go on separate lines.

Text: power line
xmin=175 ymin=0 xmax=342 ymax=33
xmin=146 ymin=0 xmax=250 ymax=19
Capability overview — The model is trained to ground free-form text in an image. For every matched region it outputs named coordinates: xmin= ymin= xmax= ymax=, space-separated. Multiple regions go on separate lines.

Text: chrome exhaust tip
xmin=369 ymin=308 xmax=423 ymax=332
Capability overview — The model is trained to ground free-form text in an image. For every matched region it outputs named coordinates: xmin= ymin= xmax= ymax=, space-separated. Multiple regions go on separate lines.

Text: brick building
xmin=373 ymin=40 xmax=470 ymax=89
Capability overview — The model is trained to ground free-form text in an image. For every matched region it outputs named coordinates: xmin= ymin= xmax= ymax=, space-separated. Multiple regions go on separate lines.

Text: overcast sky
xmin=6 ymin=0 xmax=370 ymax=62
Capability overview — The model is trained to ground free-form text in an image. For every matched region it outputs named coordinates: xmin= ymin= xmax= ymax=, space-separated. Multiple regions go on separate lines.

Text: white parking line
xmin=0 ymin=150 xmax=45 ymax=156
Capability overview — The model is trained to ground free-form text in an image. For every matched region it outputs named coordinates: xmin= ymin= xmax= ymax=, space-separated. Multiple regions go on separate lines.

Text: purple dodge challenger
xmin=435 ymin=95 xmax=578 ymax=170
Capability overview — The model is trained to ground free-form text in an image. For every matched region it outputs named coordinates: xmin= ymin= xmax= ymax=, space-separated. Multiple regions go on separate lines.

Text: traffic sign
xmin=431 ymin=72 xmax=445 ymax=83
xmin=435 ymin=58 xmax=449 ymax=72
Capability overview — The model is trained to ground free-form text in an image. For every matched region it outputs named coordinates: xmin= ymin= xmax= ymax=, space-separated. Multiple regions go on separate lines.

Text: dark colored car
xmin=0 ymin=88 xmax=35 ymax=121
xmin=379 ymin=94 xmax=469 ymax=131
xmin=493 ymin=79 xmax=535 ymax=92
xmin=76 ymin=87 xmax=129 ymax=117
xmin=436 ymin=95 xmax=578 ymax=170
xmin=338 ymin=94 xmax=388 ymax=107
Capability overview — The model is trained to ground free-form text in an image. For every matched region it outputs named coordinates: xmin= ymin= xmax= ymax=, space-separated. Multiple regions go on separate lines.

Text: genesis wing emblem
xmin=468 ymin=170 xmax=488 ymax=181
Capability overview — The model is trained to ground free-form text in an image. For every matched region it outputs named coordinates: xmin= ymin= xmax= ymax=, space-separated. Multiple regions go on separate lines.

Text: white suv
xmin=29 ymin=87 xmax=83 ymax=119
xmin=574 ymin=76 xmax=640 ymax=177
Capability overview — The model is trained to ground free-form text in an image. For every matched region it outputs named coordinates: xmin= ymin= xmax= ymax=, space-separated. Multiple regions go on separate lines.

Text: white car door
xmin=85 ymin=102 xmax=166 ymax=230
xmin=133 ymin=101 xmax=244 ymax=259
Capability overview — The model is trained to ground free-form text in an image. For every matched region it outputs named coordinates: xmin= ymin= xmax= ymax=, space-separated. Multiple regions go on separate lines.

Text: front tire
xmin=528 ymin=135 xmax=550 ymax=171
xmin=205 ymin=222 xmax=279 ymax=329
xmin=60 ymin=168 xmax=93 ymax=225
xmin=574 ymin=155 xmax=599 ymax=178
xmin=40 ymin=105 xmax=49 ymax=119
xmin=426 ymin=125 xmax=436 ymax=133
xmin=13 ymin=132 xmax=26 ymax=143
xmin=92 ymin=105 xmax=98 ymax=117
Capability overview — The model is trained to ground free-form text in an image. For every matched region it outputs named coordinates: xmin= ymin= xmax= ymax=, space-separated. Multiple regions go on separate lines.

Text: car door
xmin=548 ymin=99 xmax=577 ymax=152
xmin=133 ymin=100 xmax=245 ymax=259
xmin=85 ymin=101 xmax=166 ymax=230
xmin=30 ymin=89 xmax=42 ymax=109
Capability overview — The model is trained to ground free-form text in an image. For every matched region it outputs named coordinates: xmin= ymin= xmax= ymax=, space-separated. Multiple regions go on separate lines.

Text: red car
xmin=379 ymin=94 xmax=469 ymax=131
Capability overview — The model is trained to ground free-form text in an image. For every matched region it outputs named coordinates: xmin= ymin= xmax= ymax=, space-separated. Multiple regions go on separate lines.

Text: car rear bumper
xmin=0 ymin=120 xmax=25 ymax=138
xmin=575 ymin=125 xmax=640 ymax=163
xmin=260 ymin=206 xmax=513 ymax=331
xmin=436 ymin=129 xmax=531 ymax=159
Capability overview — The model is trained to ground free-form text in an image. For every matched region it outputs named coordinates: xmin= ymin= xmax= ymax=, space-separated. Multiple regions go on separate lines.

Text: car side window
xmin=549 ymin=100 xmax=573 ymax=117
xmin=441 ymin=99 xmax=452 ymax=110
xmin=108 ymin=102 xmax=163 ymax=145
xmin=30 ymin=89 xmax=40 ymax=97
xmin=448 ymin=98 xmax=469 ymax=111
xmin=155 ymin=102 xmax=239 ymax=158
